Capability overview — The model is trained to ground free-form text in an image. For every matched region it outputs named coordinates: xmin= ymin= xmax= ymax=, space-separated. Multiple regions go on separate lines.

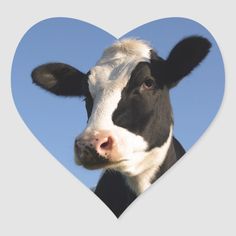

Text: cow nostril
xmin=100 ymin=141 xmax=109 ymax=149
xmin=100 ymin=137 xmax=113 ymax=150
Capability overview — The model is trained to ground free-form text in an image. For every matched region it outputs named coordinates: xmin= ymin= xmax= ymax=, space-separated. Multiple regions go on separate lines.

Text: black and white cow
xmin=31 ymin=36 xmax=211 ymax=217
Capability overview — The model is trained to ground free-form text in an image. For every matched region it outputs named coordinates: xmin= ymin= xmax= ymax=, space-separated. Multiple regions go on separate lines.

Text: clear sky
xmin=11 ymin=17 xmax=224 ymax=188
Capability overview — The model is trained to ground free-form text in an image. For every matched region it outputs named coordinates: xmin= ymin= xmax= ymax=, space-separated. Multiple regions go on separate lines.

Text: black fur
xmin=156 ymin=36 xmax=211 ymax=88
xmin=31 ymin=63 xmax=88 ymax=96
xmin=112 ymin=62 xmax=173 ymax=150
xmin=94 ymin=170 xmax=136 ymax=217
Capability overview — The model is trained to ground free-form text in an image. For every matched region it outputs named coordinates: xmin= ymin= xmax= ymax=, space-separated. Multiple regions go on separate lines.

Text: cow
xmin=31 ymin=36 xmax=211 ymax=217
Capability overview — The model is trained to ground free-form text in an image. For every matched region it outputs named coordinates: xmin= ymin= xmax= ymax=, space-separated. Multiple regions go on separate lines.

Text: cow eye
xmin=141 ymin=78 xmax=155 ymax=90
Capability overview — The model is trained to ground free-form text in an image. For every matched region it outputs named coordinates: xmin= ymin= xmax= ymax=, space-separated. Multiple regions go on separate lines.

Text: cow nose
xmin=75 ymin=131 xmax=115 ymax=159
xmin=95 ymin=136 xmax=113 ymax=155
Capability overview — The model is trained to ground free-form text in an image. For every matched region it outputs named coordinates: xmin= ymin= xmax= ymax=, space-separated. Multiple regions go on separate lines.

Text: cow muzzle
xmin=74 ymin=130 xmax=120 ymax=169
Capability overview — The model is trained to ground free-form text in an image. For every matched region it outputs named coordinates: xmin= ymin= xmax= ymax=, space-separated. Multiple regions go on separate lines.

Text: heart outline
xmin=11 ymin=17 xmax=225 ymax=217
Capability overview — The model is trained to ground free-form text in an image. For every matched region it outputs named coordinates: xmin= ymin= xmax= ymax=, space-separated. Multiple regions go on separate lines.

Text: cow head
xmin=32 ymin=36 xmax=211 ymax=177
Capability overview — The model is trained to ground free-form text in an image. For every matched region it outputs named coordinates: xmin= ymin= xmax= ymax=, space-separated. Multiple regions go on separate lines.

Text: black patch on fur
xmin=112 ymin=62 xmax=173 ymax=149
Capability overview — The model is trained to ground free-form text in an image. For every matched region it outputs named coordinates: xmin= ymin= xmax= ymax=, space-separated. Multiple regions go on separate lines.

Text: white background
xmin=0 ymin=0 xmax=235 ymax=235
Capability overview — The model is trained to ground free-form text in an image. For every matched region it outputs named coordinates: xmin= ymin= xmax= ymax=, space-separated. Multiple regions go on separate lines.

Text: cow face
xmin=32 ymin=36 xmax=211 ymax=176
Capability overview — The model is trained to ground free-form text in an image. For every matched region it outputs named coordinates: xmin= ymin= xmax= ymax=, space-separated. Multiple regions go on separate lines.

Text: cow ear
xmin=164 ymin=36 xmax=212 ymax=88
xmin=31 ymin=63 xmax=88 ymax=96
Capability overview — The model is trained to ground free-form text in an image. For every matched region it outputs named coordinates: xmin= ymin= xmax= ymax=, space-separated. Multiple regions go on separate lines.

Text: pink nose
xmin=95 ymin=136 xmax=113 ymax=155
xmin=75 ymin=131 xmax=115 ymax=159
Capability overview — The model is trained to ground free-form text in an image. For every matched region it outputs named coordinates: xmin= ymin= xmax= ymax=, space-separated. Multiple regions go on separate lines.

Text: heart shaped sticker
xmin=11 ymin=17 xmax=225 ymax=217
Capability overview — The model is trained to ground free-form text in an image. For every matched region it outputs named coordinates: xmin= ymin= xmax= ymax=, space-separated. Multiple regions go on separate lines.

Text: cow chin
xmin=74 ymin=147 xmax=137 ymax=171
xmin=74 ymin=146 xmax=124 ymax=170
xmin=74 ymin=149 xmax=108 ymax=170
xmin=74 ymin=146 xmax=146 ymax=173
xmin=74 ymin=154 xmax=126 ymax=170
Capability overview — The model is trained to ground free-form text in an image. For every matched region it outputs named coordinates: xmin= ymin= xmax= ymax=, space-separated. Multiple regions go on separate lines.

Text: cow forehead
xmin=88 ymin=39 xmax=152 ymax=96
xmin=98 ymin=38 xmax=152 ymax=64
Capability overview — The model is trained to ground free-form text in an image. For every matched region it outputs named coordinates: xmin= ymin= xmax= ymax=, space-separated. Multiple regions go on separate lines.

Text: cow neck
xmin=123 ymin=126 xmax=174 ymax=195
xmin=151 ymin=139 xmax=178 ymax=183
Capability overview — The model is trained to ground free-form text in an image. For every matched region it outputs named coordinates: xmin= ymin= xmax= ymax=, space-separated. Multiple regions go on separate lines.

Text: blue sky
xmin=11 ymin=17 xmax=224 ymax=188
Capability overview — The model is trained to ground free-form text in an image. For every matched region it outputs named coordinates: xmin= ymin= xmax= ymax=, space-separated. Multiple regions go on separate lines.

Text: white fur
xmin=120 ymin=126 xmax=173 ymax=194
xmin=81 ymin=39 xmax=172 ymax=194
